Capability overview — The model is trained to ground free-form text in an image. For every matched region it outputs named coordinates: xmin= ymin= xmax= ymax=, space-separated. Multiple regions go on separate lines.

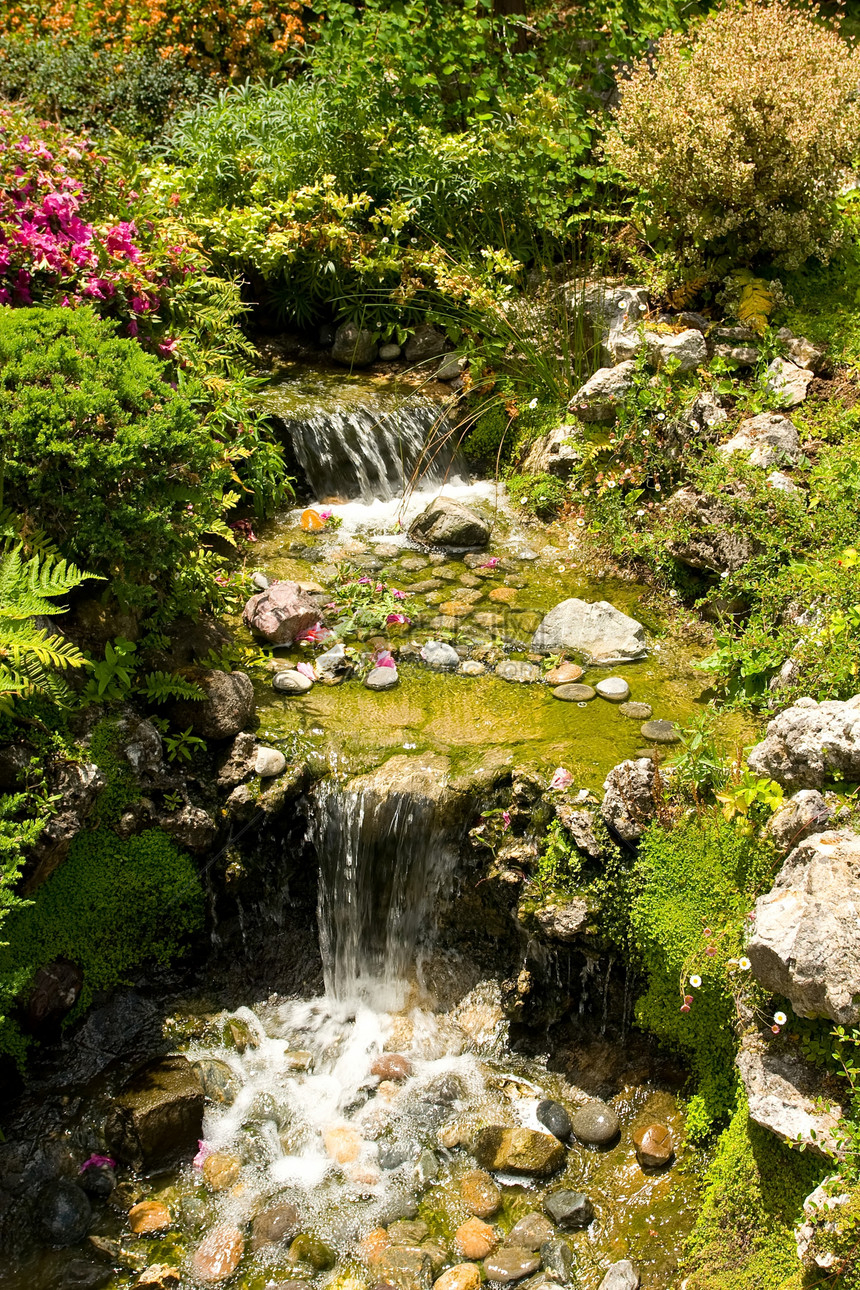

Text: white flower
xmin=638 ymin=303 xmax=647 ymax=312
xmin=382 ymin=237 xmax=390 ymax=244
xmin=576 ymin=518 xmax=585 ymax=527
xmin=739 ymin=957 xmax=751 ymax=971
xmin=528 ymin=398 xmax=538 ymax=409
xmin=774 ymin=1011 xmax=787 ymax=1026
xmin=669 ymin=590 xmax=678 ymax=599
xmin=642 ymin=430 xmax=650 ymax=438
xmin=636 ymin=508 xmax=645 ymax=516
xmin=656 ymin=413 xmax=666 ymax=421
xmin=690 ymin=975 xmax=702 ymax=988
xmin=720 ymin=571 xmax=729 ymax=580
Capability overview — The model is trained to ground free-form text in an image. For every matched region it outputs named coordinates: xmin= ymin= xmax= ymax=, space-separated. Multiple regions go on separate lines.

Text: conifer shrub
xmin=605 ymin=0 xmax=860 ymax=268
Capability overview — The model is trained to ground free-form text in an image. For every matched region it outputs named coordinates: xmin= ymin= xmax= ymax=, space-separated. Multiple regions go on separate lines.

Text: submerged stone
xmin=570 ymin=1100 xmax=620 ymax=1146
xmin=552 ymin=683 xmax=596 ymax=702
xmin=595 ymin=677 xmax=631 ymax=703
xmin=365 ymin=667 xmax=400 ymax=691
xmin=598 ymin=1260 xmax=640 ymax=1290
xmin=454 ymin=1218 xmax=497 ymax=1260
xmin=192 ymin=1058 xmax=239 ymax=1106
xmin=544 ymin=1189 xmax=594 ymax=1230
xmin=618 ymin=701 xmax=652 ymax=720
xmin=471 ymin=1125 xmax=565 ymax=1176
xmin=460 ymin=1168 xmax=501 ymax=1217
xmin=632 ymin=1123 xmax=674 ymax=1169
xmin=202 ymin=1151 xmax=240 ymax=1191
xmin=639 ymin=720 xmax=681 ymax=744
xmin=192 ymin=1226 xmax=245 ymax=1283
xmin=506 ymin=1214 xmax=554 ymax=1252
xmin=536 ymin=1099 xmax=572 ymax=1142
xmin=540 ymin=1238 xmax=575 ymax=1282
xmin=483 ymin=1248 xmax=540 ymax=1283
xmin=496 ymin=661 xmax=541 ymax=684
xmin=251 ymin=1201 xmax=300 ymax=1251
xmin=421 ymin=640 xmax=460 ymax=670
xmin=128 ymin=1200 xmax=171 ymax=1236
xmin=434 ymin=1265 xmax=481 ymax=1290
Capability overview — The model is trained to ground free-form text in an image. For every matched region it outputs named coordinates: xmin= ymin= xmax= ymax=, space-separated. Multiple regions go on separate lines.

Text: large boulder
xmin=520 ymin=424 xmax=580 ymax=479
xmin=718 ymin=412 xmax=800 ymax=469
xmin=748 ymin=694 xmax=860 ymax=788
xmin=568 ymin=361 xmax=636 ymax=423
xmin=405 ymin=324 xmax=448 ymax=363
xmin=766 ymin=357 xmax=814 ymax=408
xmin=666 ymin=486 xmax=756 ymax=574
xmin=737 ymin=1033 xmax=844 ymax=1155
xmin=531 ymin=599 xmax=646 ymax=664
xmin=173 ymin=669 xmax=254 ymax=740
xmin=601 ymin=758 xmax=664 ymax=843
xmin=767 ymin=789 xmax=833 ymax=853
xmin=471 ymin=1126 xmax=565 ymax=1177
xmin=242 ymin=581 xmax=321 ymax=646
xmin=105 ymin=1056 xmax=204 ymax=1172
xmin=408 ymin=498 xmax=490 ymax=550
xmin=747 ymin=829 xmax=860 ymax=1024
xmin=332 ymin=321 xmax=377 ymax=367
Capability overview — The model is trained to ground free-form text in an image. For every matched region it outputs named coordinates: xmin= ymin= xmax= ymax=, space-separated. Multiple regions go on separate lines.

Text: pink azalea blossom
xmin=479 ymin=558 xmax=500 ymax=568
xmin=296 ymin=661 xmax=316 ymax=680
xmin=193 ymin=1141 xmax=212 ymax=1169
xmin=357 ymin=576 xmax=372 ymax=585
xmin=386 ymin=613 xmax=410 ymax=625
xmin=549 ymin=767 xmax=573 ymax=791
xmin=374 ymin=650 xmax=397 ymax=668
xmin=79 ymin=1154 xmax=115 ymax=1173
xmin=295 ymin=623 xmax=332 ymax=644
xmin=392 ymin=588 xmax=409 ymax=599
xmin=319 ymin=509 xmax=333 ymax=522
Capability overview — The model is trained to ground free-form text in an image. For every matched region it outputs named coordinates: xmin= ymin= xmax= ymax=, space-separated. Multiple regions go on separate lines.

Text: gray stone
xmin=747 ymin=829 xmax=860 ymax=1024
xmin=639 ymin=720 xmax=680 ymax=744
xmin=409 ymin=498 xmax=490 ymax=550
xmin=405 ymin=324 xmax=447 ymax=363
xmin=192 ymin=1058 xmax=240 ymax=1106
xmin=159 ymin=803 xmax=217 ymax=854
xmin=767 ymin=789 xmax=833 ymax=852
xmin=316 ymin=642 xmax=351 ymax=679
xmin=496 ymin=661 xmax=541 ymax=684
xmin=713 ymin=343 xmax=759 ymax=367
xmin=569 ymin=361 xmax=637 ymax=422
xmin=539 ymin=1238 xmax=575 ymax=1283
xmin=767 ymin=471 xmax=801 ymax=493
xmin=378 ymin=1248 xmax=433 ymax=1290
xmin=506 ymin=1214 xmax=555 ymax=1252
xmin=552 ymin=683 xmax=597 ymax=702
xmin=437 ymin=355 xmax=466 ymax=382
xmin=598 ymin=1261 xmax=639 ymax=1290
xmin=718 ymin=412 xmax=800 ymax=468
xmin=666 ymin=486 xmax=755 ymax=573
xmin=520 ymin=424 xmax=580 ymax=479
xmin=534 ymin=900 xmax=589 ymax=942
xmin=421 ymin=640 xmax=460 ymax=670
xmin=795 ymin=1179 xmax=852 ymax=1271
xmin=365 ymin=666 xmax=399 ymax=691
xmin=553 ymin=805 xmax=605 ymax=861
xmin=645 ymin=327 xmax=707 ymax=372
xmin=251 ymin=570 xmax=269 ymax=591
xmin=483 ymin=1250 xmax=540 ymax=1283
xmin=570 ymin=1100 xmax=620 ymax=1146
xmin=105 ymin=1056 xmax=204 ymax=1172
xmin=250 ymin=1201 xmax=300 ymax=1251
xmin=619 ymin=701 xmax=652 ymax=720
xmin=532 ymin=599 xmax=646 ymax=663
xmin=737 ymin=1033 xmax=844 ymax=1155
xmin=536 ymin=1100 xmax=572 ymax=1142
xmin=544 ymin=1189 xmax=594 ymax=1230
xmin=273 ymin=669 xmax=313 ymax=695
xmin=781 ymin=333 xmax=825 ymax=372
xmin=254 ymin=746 xmax=287 ymax=777
xmin=748 ymin=694 xmax=860 ymax=788
xmin=595 ymin=677 xmax=630 ymax=703
xmin=173 ymin=669 xmax=254 ymax=739
xmin=243 ymin=581 xmax=322 ymax=646
xmin=766 ymin=357 xmax=814 ymax=408
xmin=332 ymin=321 xmax=377 ymax=367
xmin=39 ymin=1180 xmax=92 ymax=1246
xmin=380 ymin=343 xmax=402 ymax=360
xmin=571 ymin=281 xmax=649 ymax=365
xmin=601 ymin=757 xmax=663 ymax=842
xmin=458 ymin=661 xmax=487 ymax=676
xmin=471 ymin=1126 xmax=565 ymax=1176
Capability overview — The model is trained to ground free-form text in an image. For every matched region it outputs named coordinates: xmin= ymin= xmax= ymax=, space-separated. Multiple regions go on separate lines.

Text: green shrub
xmin=631 ymin=812 xmax=775 ymax=1137
xmin=605 ymin=0 xmax=860 ymax=268
xmin=506 ymin=472 xmax=569 ymax=520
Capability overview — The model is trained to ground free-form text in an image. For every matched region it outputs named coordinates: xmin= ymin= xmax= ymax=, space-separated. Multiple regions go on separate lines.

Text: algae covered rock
xmin=471 ymin=1125 xmax=565 ymax=1176
xmin=105 ymin=1055 xmax=204 ymax=1171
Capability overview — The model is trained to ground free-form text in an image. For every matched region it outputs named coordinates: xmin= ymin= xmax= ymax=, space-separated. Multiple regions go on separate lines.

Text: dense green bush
xmin=605 ymin=0 xmax=860 ymax=269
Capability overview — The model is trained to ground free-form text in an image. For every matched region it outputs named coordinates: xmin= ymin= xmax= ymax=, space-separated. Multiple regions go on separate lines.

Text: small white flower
xmin=642 ymin=430 xmax=650 ymax=438
xmin=608 ymin=480 xmax=617 ymax=488
xmin=636 ymin=508 xmax=645 ymax=516
xmin=669 ymin=589 xmax=678 ymax=599
xmin=576 ymin=518 xmax=585 ymax=527
xmin=638 ymin=303 xmax=647 ymax=312
xmin=382 ymin=237 xmax=390 ymax=244
xmin=689 ymin=975 xmax=702 ymax=988
xmin=720 ymin=571 xmax=729 ymax=580
xmin=774 ymin=1011 xmax=788 ymax=1026
xmin=739 ymin=957 xmax=751 ymax=971
xmin=557 ymin=564 xmax=566 ymax=573
xmin=528 ymin=398 xmax=538 ymax=409
xmin=656 ymin=413 xmax=666 ymax=421
xmin=520 ymin=498 xmax=527 ymax=505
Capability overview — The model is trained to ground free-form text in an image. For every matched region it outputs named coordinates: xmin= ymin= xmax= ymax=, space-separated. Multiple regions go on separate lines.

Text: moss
xmin=88 ymin=717 xmax=141 ymax=825
xmin=684 ymin=1100 xmax=823 ymax=1290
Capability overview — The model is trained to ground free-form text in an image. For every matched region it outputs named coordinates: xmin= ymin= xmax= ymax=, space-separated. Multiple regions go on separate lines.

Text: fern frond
xmin=138 ymin=671 xmax=206 ymax=704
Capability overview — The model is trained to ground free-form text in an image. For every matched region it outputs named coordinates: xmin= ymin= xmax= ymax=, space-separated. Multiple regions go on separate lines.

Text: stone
xmin=666 ymin=487 xmax=755 ymax=574
xmin=536 ymin=1100 xmax=572 ymax=1142
xmin=454 ymin=1219 xmax=498 ymax=1259
xmin=496 ymin=661 xmax=541 ymax=684
xmin=639 ymin=720 xmax=680 ymax=744
xmin=766 ymin=357 xmax=814 ymax=408
xmin=767 ymin=789 xmax=833 ymax=852
xmin=534 ymin=900 xmax=589 ymax=941
xmin=409 ymin=498 xmax=490 ymax=550
xmin=632 ymin=1123 xmax=673 ymax=1168
xmin=767 ymin=470 xmax=801 ymax=494
xmin=437 ymin=355 xmax=466 ymax=382
xmin=371 ymin=1053 xmax=412 ymax=1081
xmin=254 ymin=746 xmax=287 ymax=777
xmin=506 ymin=1214 xmax=554 ymax=1252
xmin=251 ymin=1201 xmax=300 ymax=1251
xmin=389 ymin=1220 xmax=430 ymax=1244
xmin=520 ymin=424 xmax=580 ymax=479
xmin=595 ymin=677 xmax=630 ymax=703
xmin=380 ymin=343 xmax=402 ymax=360
xmin=795 ymin=1179 xmax=852 ymax=1271
xmin=25 ymin=958 xmax=84 ymax=1034
xmin=243 ymin=581 xmax=321 ymax=646
xmin=538 ymin=1240 xmax=574 ymax=1284
xmin=552 ymin=683 xmax=596 ymax=702
xmin=159 ymin=803 xmax=217 ymax=854
xmin=474 ymin=612 xmax=505 ymax=630
xmin=747 ymin=829 xmax=860 ymax=1024
xmin=128 ymin=1200 xmax=172 ymax=1235
xmin=421 ymin=640 xmax=460 ymax=670
xmin=570 ymin=1100 xmax=620 ymax=1146
xmin=251 ymin=570 xmax=269 ymax=590
xmin=471 ymin=1126 xmax=565 ymax=1177
xmin=598 ymin=1261 xmax=639 ymax=1290
xmin=405 ymin=324 xmax=447 ymax=363
xmin=324 ymin=1125 xmax=363 ymax=1164
xmin=553 ymin=805 xmax=606 ymax=861
xmin=748 ymin=694 xmax=860 ymax=788
xmin=273 ymin=669 xmax=314 ymax=695
xmin=544 ymin=1190 xmax=594 ymax=1230
xmin=106 ymin=1056 xmax=204 ymax=1172
xmin=737 ymin=1034 xmax=844 ymax=1155
xmin=377 ymin=1248 xmax=433 ymax=1290
xmin=718 ymin=412 xmax=800 ymax=468
xmin=366 ymin=667 xmax=400 ymax=691
xmin=202 ymin=1151 xmax=240 ymax=1191
xmin=136 ymin=1267 xmax=181 ymax=1289
xmin=434 ymin=1265 xmax=481 ymax=1290
xmin=489 ymin=586 xmax=518 ymax=605
xmin=172 ymin=669 xmax=254 ymax=740
xmin=459 ymin=661 xmax=486 ymax=676
xmin=332 ymin=321 xmax=377 ymax=367
xmin=784 ymin=334 xmax=825 ymax=372
xmin=645 ymin=327 xmax=707 ymax=372
xmin=713 ymin=343 xmax=759 ymax=367
xmin=572 ymin=281 xmax=649 ymax=363
xmin=483 ymin=1249 xmax=540 ymax=1283
xmin=79 ymin=1162 xmax=116 ymax=1198
xmin=51 ymin=1263 xmax=112 ymax=1290
xmin=569 ymin=361 xmax=637 ymax=422
xmin=288 ymin=1235 xmax=336 ymax=1270
xmin=192 ymin=1226 xmax=245 ymax=1283
xmin=533 ymin=599 xmax=646 ymax=663
xmin=460 ymin=1169 xmax=501 ymax=1218
xmin=544 ymin=662 xmax=584 ymax=685
xmin=601 ymin=758 xmax=663 ymax=842
xmin=619 ymin=701 xmax=651 ymax=720
xmin=439 ymin=601 xmax=473 ymax=618
xmin=39 ymin=1180 xmax=92 ymax=1245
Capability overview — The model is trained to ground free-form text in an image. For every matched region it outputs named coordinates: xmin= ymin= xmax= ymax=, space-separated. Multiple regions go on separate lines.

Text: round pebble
xmin=273 ymin=669 xmax=313 ymax=695
xmin=570 ymin=1100 xmax=620 ymax=1146
xmin=536 ymin=1099 xmax=572 ymax=1141
xmin=595 ymin=677 xmax=631 ymax=703
xmin=640 ymin=719 xmax=681 ymax=744
xmin=459 ymin=661 xmax=486 ymax=677
xmin=365 ymin=667 xmax=399 ymax=691
xmin=496 ymin=660 xmax=541 ymax=684
xmin=545 ymin=662 xmax=584 ymax=685
xmin=633 ymin=1122 xmax=674 ymax=1168
xmin=619 ymin=701 xmax=652 ymax=720
xmin=552 ymin=683 xmax=597 ymax=702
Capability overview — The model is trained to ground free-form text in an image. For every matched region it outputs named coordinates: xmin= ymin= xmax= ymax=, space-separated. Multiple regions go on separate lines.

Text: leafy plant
xmin=162 ymin=727 xmax=206 ymax=764
xmin=81 ymin=639 xmax=205 ymax=707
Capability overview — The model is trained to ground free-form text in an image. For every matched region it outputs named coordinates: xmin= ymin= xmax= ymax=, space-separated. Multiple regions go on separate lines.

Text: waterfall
xmin=311 ymin=768 xmax=459 ymax=1008
xmin=279 ymin=404 xmax=468 ymax=502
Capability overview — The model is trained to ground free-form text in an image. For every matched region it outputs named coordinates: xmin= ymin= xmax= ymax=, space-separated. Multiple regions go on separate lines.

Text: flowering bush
xmin=605 ymin=0 xmax=860 ymax=268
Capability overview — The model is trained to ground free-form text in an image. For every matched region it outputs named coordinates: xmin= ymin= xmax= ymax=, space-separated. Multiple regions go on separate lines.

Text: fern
xmin=732 ymin=269 xmax=774 ymax=337
xmin=138 ymin=671 xmax=206 ymax=704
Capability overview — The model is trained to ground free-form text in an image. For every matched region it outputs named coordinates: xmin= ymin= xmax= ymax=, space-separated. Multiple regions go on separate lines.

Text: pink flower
xmin=319 ymin=509 xmax=333 ymax=522
xmin=549 ymin=767 xmax=573 ymax=791
xmin=680 ymin=1004 xmax=691 ymax=1013
xmin=157 ymin=338 xmax=179 ymax=358
xmin=127 ymin=319 xmax=139 ymax=337
xmin=79 ymin=1154 xmax=115 ymax=1173
xmin=295 ymin=623 xmax=331 ymax=644
xmin=479 ymin=557 xmax=500 ymax=568
xmin=386 ymin=613 xmax=410 ymax=625
xmin=193 ymin=1141 xmax=212 ymax=1169
xmin=296 ymin=662 xmax=316 ymax=680
xmin=392 ymin=588 xmax=409 ymax=600
xmin=502 ymin=810 xmax=511 ymax=830
xmin=357 ymin=576 xmax=372 ymax=585
xmin=374 ymin=650 xmax=397 ymax=668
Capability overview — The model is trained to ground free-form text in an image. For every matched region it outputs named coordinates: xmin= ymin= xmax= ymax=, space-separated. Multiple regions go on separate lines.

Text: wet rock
xmin=460 ymin=1169 xmax=501 ymax=1217
xmin=632 ymin=1123 xmax=674 ymax=1169
xmin=552 ymin=683 xmax=596 ymax=702
xmin=79 ymin=1160 xmax=116 ymax=1198
xmin=598 ymin=1261 xmax=639 ymax=1290
xmin=474 ymin=611 xmax=505 ymax=630
xmin=254 ymin=746 xmax=287 ymax=777
xmin=496 ymin=661 xmax=541 ymax=684
xmin=289 ymin=1235 xmax=336 ymax=1270
xmin=192 ymin=1226 xmax=245 ymax=1283
xmin=136 ymin=1269 xmax=181 ymax=1290
xmin=389 ymin=1220 xmax=430 ymax=1244
xmin=718 ymin=412 xmax=800 ymax=468
xmin=377 ymin=1248 xmax=433 ymax=1290
xmin=50 ymin=1263 xmax=111 ymax=1290
xmin=544 ymin=1190 xmax=594 ymax=1230
xmin=193 ymin=1058 xmax=240 ymax=1106
xmin=595 ymin=677 xmax=630 ymax=703
xmin=421 ymin=640 xmax=460 ymax=670
xmin=202 ymin=1151 xmax=240 ymax=1191
xmin=434 ymin=1264 xmax=481 ymax=1290
xmin=534 ymin=901 xmax=589 ymax=942
xmin=536 ymin=1100 xmax=572 ymax=1142
xmin=766 ymin=357 xmax=814 ymax=408
xmin=380 ymin=343 xmax=402 ymax=361
xmin=737 ymin=1034 xmax=843 ymax=1155
xmin=366 ymin=667 xmax=400 ymax=691
xmin=40 ymin=1179 xmax=92 ymax=1245
xmin=747 ymin=830 xmax=860 ymax=1023
xmin=619 ymin=701 xmax=651 ymax=720
xmin=507 ymin=1214 xmax=554 ymax=1251
xmin=159 ymin=803 xmax=217 ymax=854
xmin=601 ymin=758 xmax=664 ymax=842
xmin=454 ymin=1218 xmax=498 ymax=1259
xmin=639 ymin=720 xmax=680 ymax=744
xmin=540 ymin=1238 xmax=574 ymax=1283
xmin=378 ymin=1143 xmax=411 ymax=1170
xmin=438 ymin=354 xmax=466 ymax=381
xmin=483 ymin=1249 xmax=540 ymax=1283
xmin=553 ymin=805 xmax=605 ymax=861
xmin=521 ymin=424 xmax=580 ymax=479
xmin=173 ymin=669 xmax=254 ymax=739
xmin=250 ymin=1200 xmax=300 ymax=1251
xmin=419 ymin=1148 xmax=440 ymax=1183
xmin=489 ymin=586 xmax=518 ymax=605
xmin=273 ymin=669 xmax=314 ymax=695
xmin=570 ymin=1100 xmax=619 ymax=1146
xmin=666 ymin=487 xmax=755 ymax=574
xmin=333 ymin=321 xmax=377 ymax=367
xmin=409 ymin=498 xmax=490 ymax=550
xmin=128 ymin=1200 xmax=172 ymax=1235
xmin=243 ymin=581 xmax=322 ymax=646
xmin=767 ymin=789 xmax=832 ymax=852
xmin=105 ymin=1055 xmax=204 ymax=1172
xmin=324 ymin=1125 xmax=363 ymax=1164
xmin=405 ymin=324 xmax=448 ymax=363
xmin=534 ymin=599 xmax=646 ymax=664
xmin=459 ymin=661 xmax=486 ymax=677
xmin=372 ymin=1053 xmax=413 ymax=1081
xmin=748 ymin=694 xmax=860 ymax=788
xmin=569 ymin=361 xmax=637 ymax=423
xmin=471 ymin=1126 xmax=565 ymax=1176
xmin=25 ymin=958 xmax=84 ymax=1035
xmin=544 ymin=662 xmax=584 ymax=685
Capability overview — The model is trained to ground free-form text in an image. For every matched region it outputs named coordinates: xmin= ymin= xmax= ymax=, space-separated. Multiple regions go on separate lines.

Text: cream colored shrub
xmin=605 ymin=0 xmax=860 ymax=268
